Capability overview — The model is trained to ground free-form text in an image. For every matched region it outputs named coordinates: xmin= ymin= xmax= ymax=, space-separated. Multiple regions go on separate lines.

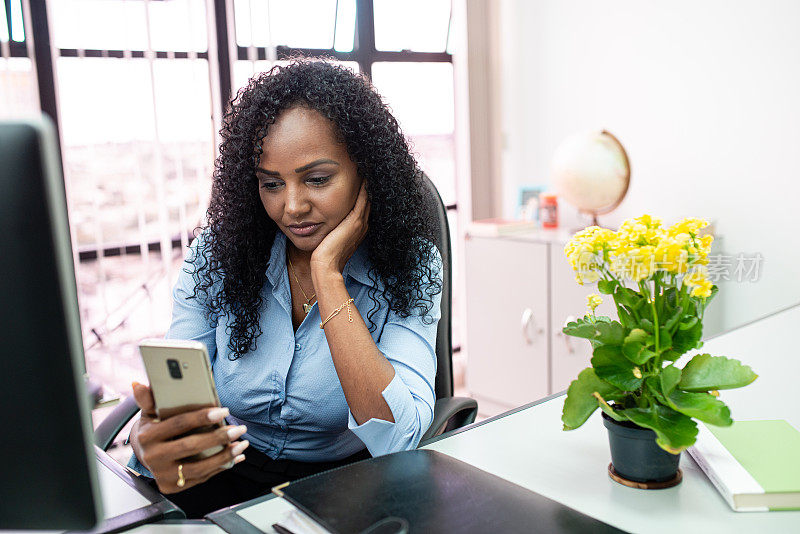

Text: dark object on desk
xmin=273 ymin=449 xmax=626 ymax=534
xmin=63 ymin=447 xmax=185 ymax=534
xmin=94 ymin=174 xmax=478 ymax=452
xmin=0 ymin=119 xmax=102 ymax=529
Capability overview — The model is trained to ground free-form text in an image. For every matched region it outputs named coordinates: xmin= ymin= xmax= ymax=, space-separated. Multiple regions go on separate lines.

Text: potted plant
xmin=561 ymin=215 xmax=757 ymax=486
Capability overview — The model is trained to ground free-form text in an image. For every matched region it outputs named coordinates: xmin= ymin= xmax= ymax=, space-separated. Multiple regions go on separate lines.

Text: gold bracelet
xmin=320 ymin=298 xmax=354 ymax=329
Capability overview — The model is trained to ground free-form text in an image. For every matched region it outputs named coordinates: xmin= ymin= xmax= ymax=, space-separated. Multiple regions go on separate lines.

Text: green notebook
xmin=688 ymin=420 xmax=800 ymax=511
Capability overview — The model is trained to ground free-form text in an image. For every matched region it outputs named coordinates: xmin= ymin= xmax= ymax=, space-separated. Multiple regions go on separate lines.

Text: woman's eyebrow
xmin=256 ymin=159 xmax=339 ymax=177
xmin=255 ymin=167 xmax=280 ymax=177
xmin=294 ymin=159 xmax=339 ymax=173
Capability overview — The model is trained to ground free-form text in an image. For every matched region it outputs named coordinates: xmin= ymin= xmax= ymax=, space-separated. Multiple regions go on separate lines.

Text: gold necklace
xmin=287 ymin=253 xmax=316 ymax=314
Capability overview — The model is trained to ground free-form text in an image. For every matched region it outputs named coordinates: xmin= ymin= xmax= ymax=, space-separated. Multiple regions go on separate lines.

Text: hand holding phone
xmin=130 ymin=339 xmax=250 ymax=494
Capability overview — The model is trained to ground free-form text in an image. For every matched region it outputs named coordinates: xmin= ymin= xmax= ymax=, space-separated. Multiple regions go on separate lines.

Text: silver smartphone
xmin=139 ymin=339 xmax=225 ymax=460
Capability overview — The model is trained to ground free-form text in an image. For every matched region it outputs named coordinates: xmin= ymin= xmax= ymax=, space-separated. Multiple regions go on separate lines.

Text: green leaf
xmin=679 ymin=316 xmax=698 ymax=331
xmin=667 ymin=390 xmax=732 ymax=427
xmin=703 ymin=284 xmax=719 ymax=306
xmin=617 ymin=306 xmax=636 ymax=328
xmin=660 ymin=365 xmax=682 ymax=396
xmin=673 ymin=320 xmax=702 ymax=353
xmin=614 ymin=287 xmax=644 ymax=310
xmin=594 ymin=392 xmax=627 ymax=421
xmin=679 ymin=354 xmax=758 ymax=391
xmin=624 ymin=328 xmax=648 ymax=345
xmin=663 ymin=287 xmax=679 ymax=309
xmin=596 ymin=321 xmax=626 ymax=346
xmin=622 ymin=340 xmax=656 ymax=365
xmin=659 ymin=349 xmax=682 ymax=362
xmin=664 ymin=306 xmax=684 ymax=331
xmin=644 ymin=376 xmax=668 ymax=405
xmin=598 ymin=279 xmax=617 ymax=294
xmin=592 ymin=345 xmax=643 ymax=391
xmin=657 ymin=327 xmax=673 ymax=352
xmin=562 ymin=317 xmax=599 ymax=339
xmin=623 ymin=405 xmax=698 ymax=453
xmin=640 ymin=318 xmax=654 ymax=333
xmin=562 ymin=368 xmax=624 ymax=430
xmin=563 ymin=317 xmax=625 ymax=346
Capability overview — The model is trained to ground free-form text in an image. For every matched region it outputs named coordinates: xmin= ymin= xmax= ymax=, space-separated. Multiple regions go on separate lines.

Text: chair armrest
xmin=419 ymin=396 xmax=478 ymax=443
xmin=94 ymin=395 xmax=141 ymax=451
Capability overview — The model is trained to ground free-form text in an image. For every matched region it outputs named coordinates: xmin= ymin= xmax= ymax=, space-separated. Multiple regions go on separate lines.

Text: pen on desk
xmin=272 ymin=523 xmax=296 ymax=534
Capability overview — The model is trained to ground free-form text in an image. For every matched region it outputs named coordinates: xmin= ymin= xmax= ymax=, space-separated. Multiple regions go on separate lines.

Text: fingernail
xmin=131 ymin=381 xmax=141 ymax=389
xmin=231 ymin=440 xmax=249 ymax=456
xmin=234 ymin=454 xmax=245 ymax=464
xmin=227 ymin=425 xmax=247 ymax=440
xmin=207 ymin=407 xmax=230 ymax=422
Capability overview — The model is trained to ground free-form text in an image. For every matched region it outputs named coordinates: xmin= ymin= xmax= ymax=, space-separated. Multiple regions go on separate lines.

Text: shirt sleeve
xmin=128 ymin=233 xmax=219 ymax=475
xmin=127 ymin=448 xmax=154 ymax=478
xmin=347 ymin=246 xmax=442 ymax=456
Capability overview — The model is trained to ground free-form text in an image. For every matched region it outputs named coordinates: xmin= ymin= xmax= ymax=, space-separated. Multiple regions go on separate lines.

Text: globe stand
xmin=585 ymin=211 xmax=600 ymax=227
xmin=573 ymin=210 xmax=604 ymax=231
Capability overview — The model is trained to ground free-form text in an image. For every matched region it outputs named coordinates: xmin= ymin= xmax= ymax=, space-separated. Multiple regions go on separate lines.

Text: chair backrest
xmin=420 ymin=174 xmax=453 ymax=400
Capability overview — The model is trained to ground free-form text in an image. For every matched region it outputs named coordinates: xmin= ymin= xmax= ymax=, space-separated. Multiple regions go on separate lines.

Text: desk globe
xmin=551 ymin=130 xmax=630 ymax=227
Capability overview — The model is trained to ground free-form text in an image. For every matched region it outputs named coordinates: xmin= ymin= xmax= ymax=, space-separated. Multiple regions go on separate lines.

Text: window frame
xmin=22 ymin=0 xmax=460 ymax=348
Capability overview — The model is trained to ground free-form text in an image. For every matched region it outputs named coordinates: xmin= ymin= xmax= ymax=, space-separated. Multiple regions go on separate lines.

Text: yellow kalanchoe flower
xmin=586 ymin=294 xmax=602 ymax=313
xmin=684 ymin=269 xmax=714 ymax=298
xmin=667 ymin=217 xmax=708 ymax=237
xmin=564 ymin=216 xmax=714 ymax=284
xmin=611 ymin=245 xmax=658 ymax=281
xmin=564 ymin=226 xmax=617 ymax=283
xmin=654 ymin=236 xmax=689 ymax=274
xmin=618 ymin=214 xmax=664 ymax=248
xmin=690 ymin=279 xmax=713 ymax=298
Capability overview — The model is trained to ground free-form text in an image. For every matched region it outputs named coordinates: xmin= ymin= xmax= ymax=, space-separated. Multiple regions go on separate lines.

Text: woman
xmin=127 ymin=60 xmax=443 ymax=517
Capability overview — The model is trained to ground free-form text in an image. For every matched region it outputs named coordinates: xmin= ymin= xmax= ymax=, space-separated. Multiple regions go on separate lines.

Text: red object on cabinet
xmin=539 ymin=193 xmax=558 ymax=229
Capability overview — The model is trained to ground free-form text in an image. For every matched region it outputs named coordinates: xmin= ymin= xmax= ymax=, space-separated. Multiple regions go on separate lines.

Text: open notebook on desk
xmin=93 ymin=446 xmax=185 ymax=532
xmin=207 ymin=449 xmax=625 ymax=534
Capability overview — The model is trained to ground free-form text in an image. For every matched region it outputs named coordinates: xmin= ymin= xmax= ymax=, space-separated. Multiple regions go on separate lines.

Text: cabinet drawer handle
xmin=562 ymin=315 xmax=576 ymax=354
xmin=521 ymin=308 xmax=535 ymax=345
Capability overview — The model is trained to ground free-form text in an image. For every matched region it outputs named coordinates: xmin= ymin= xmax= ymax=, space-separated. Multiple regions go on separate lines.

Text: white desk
xmin=83 ymin=304 xmax=800 ymax=533
xmin=422 ymin=303 xmax=800 ymax=533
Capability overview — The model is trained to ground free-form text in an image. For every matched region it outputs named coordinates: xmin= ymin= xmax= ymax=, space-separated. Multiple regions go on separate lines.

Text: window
xmin=4 ymin=0 xmax=461 ymax=402
xmin=373 ymin=0 xmax=451 ymax=53
xmin=1 ymin=0 xmax=38 ymax=118
xmin=47 ymin=0 xmax=217 ymax=393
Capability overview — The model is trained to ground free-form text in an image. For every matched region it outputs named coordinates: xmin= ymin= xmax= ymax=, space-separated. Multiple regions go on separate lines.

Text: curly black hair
xmin=189 ymin=59 xmax=442 ymax=360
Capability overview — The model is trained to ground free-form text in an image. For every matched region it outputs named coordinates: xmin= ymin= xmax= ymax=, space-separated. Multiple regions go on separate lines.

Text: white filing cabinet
xmin=464 ymin=231 xmax=614 ymax=416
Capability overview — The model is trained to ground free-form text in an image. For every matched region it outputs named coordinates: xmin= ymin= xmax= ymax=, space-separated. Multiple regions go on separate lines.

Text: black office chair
xmin=95 ymin=174 xmax=477 ymax=451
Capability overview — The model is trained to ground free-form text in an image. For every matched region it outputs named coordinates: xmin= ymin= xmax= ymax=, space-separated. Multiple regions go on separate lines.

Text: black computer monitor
xmin=0 ymin=119 xmax=102 ymax=529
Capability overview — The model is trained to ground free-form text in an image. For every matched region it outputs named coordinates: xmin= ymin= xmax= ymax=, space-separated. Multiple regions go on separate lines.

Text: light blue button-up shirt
xmin=129 ymin=231 xmax=440 ymax=476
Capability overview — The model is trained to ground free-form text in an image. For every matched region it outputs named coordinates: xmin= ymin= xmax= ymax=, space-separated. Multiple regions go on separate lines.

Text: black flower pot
xmin=602 ymin=412 xmax=681 ymax=484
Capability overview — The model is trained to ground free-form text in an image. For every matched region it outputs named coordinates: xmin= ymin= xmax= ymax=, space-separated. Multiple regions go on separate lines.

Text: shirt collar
xmin=265 ymin=232 xmax=377 ymax=289
xmin=264 ymin=232 xmax=288 ymax=287
xmin=343 ymin=243 xmax=378 ymax=288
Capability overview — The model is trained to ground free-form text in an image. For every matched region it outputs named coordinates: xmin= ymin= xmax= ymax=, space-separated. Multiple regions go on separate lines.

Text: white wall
xmin=499 ymin=0 xmax=800 ymax=331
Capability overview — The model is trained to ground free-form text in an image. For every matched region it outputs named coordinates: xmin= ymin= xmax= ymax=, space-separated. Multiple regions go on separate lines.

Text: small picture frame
xmin=517 ymin=185 xmax=545 ymax=222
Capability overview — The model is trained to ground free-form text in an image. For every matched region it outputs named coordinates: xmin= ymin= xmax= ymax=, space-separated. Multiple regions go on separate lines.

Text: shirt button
xmin=294 ymin=343 xmax=301 ymax=351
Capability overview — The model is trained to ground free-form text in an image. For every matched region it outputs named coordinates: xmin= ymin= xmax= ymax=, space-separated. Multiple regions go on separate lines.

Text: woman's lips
xmin=286 ymin=223 xmax=322 ymax=237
